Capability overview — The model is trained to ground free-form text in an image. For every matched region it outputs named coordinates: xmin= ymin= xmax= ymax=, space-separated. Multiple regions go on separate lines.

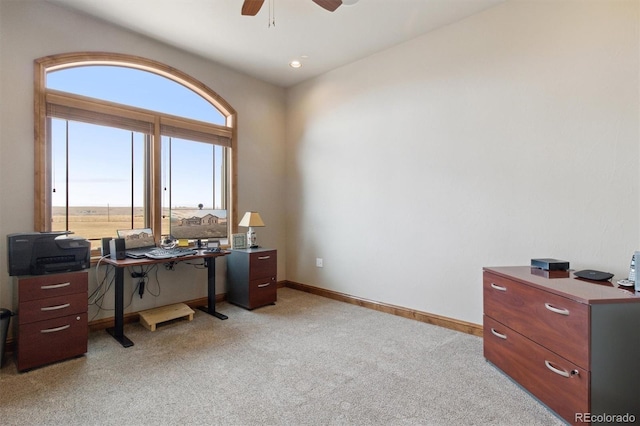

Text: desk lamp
xmin=239 ymin=211 xmax=265 ymax=248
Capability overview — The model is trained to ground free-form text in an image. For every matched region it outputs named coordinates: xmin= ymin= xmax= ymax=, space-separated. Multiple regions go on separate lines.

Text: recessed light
xmin=289 ymin=60 xmax=302 ymax=68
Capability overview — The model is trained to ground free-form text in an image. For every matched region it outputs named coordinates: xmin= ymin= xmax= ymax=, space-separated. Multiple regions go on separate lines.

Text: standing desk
xmin=102 ymin=250 xmax=229 ymax=347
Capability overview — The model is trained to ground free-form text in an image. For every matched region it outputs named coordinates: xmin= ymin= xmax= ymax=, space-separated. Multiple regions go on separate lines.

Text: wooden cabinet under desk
xmin=13 ymin=271 xmax=88 ymax=371
xmin=483 ymin=266 xmax=640 ymax=425
xmin=226 ymin=248 xmax=277 ymax=310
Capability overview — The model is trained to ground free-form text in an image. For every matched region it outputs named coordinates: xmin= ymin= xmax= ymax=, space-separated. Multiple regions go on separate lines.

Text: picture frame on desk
xmin=231 ymin=233 xmax=247 ymax=249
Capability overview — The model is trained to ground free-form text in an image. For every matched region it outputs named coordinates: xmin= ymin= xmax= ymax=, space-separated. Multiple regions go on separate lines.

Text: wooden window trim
xmin=34 ymin=52 xmax=238 ymax=241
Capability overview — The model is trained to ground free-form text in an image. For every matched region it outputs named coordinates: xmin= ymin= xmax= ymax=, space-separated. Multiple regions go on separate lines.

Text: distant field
xmin=51 ymin=206 xmax=226 ymax=248
xmin=52 ymin=207 xmax=150 ymax=247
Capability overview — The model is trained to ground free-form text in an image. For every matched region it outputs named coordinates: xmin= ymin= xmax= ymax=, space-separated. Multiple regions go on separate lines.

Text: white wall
xmin=285 ymin=0 xmax=639 ymax=324
xmin=1 ymin=0 xmax=638 ymax=334
xmin=0 ymin=1 xmax=287 ymax=326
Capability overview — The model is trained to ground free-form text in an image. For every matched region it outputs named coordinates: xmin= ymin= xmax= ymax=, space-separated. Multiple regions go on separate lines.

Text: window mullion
xmin=151 ymin=117 xmax=162 ymax=241
xmin=130 ymin=132 xmax=135 ymax=229
xmin=65 ymin=121 xmax=70 ymax=232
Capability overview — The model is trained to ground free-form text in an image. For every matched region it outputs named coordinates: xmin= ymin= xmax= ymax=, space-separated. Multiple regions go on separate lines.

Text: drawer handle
xmin=490 ymin=328 xmax=507 ymax=340
xmin=257 ymin=282 xmax=271 ymax=288
xmin=258 ymin=256 xmax=271 ymax=260
xmin=545 ymin=360 xmax=572 ymax=378
xmin=41 ymin=303 xmax=71 ymax=312
xmin=41 ymin=282 xmax=71 ymax=290
xmin=40 ymin=324 xmax=70 ymax=334
xmin=490 ymin=283 xmax=507 ymax=292
xmin=544 ymin=303 xmax=569 ymax=316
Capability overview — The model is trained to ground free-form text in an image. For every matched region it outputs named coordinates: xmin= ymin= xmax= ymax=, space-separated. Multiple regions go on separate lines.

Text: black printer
xmin=7 ymin=232 xmax=91 ymax=276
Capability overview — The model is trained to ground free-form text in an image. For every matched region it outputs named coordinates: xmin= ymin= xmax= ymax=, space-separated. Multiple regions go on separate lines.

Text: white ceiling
xmin=47 ymin=0 xmax=505 ymax=88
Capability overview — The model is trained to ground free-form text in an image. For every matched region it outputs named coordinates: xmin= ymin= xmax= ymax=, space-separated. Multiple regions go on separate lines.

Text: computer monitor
xmin=116 ymin=228 xmax=155 ymax=249
xmin=170 ymin=208 xmax=227 ymax=247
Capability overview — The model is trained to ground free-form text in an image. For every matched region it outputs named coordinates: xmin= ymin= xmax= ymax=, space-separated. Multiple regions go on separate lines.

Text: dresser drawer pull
xmin=40 ymin=324 xmax=70 ymax=334
xmin=545 ymin=360 xmax=573 ymax=378
xmin=257 ymin=282 xmax=271 ymax=288
xmin=490 ymin=283 xmax=507 ymax=291
xmin=544 ymin=303 xmax=569 ymax=316
xmin=258 ymin=256 xmax=271 ymax=260
xmin=41 ymin=303 xmax=71 ymax=312
xmin=41 ymin=282 xmax=71 ymax=290
xmin=490 ymin=328 xmax=507 ymax=339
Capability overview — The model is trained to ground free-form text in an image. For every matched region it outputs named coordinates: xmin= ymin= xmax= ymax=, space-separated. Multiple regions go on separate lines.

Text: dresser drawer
xmin=17 ymin=312 xmax=88 ymax=371
xmin=483 ymin=271 xmax=589 ymax=369
xmin=18 ymin=291 xmax=88 ymax=325
xmin=249 ymin=251 xmax=277 ymax=280
xmin=249 ymin=276 xmax=277 ymax=308
xmin=484 ymin=315 xmax=588 ymax=424
xmin=18 ymin=271 xmax=88 ymax=302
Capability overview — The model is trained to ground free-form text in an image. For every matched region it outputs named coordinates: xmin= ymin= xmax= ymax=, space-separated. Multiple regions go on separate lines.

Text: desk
xmin=103 ymin=250 xmax=228 ymax=348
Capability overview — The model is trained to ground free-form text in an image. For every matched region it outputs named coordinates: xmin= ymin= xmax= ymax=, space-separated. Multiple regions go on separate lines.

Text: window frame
xmin=34 ymin=52 xmax=238 ymax=255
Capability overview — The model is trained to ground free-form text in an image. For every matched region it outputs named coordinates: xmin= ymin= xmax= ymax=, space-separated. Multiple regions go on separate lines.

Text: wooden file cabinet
xmin=483 ymin=266 xmax=640 ymax=425
xmin=14 ymin=271 xmax=88 ymax=371
xmin=227 ymin=248 xmax=277 ymax=309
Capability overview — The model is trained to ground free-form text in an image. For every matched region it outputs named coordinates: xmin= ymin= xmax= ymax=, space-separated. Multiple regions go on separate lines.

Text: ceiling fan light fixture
xmin=289 ymin=60 xmax=302 ymax=68
xmin=342 ymin=0 xmax=360 ymax=5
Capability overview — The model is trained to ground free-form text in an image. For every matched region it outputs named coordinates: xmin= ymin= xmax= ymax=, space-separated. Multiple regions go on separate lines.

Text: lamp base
xmin=247 ymin=228 xmax=258 ymax=248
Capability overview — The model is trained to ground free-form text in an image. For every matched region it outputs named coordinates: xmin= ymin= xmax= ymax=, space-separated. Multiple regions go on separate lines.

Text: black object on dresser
xmin=227 ymin=248 xmax=277 ymax=309
xmin=14 ymin=271 xmax=88 ymax=371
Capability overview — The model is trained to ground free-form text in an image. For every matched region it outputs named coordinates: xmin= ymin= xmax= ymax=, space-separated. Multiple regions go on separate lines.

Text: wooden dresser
xmin=14 ymin=271 xmax=88 ymax=371
xmin=483 ymin=266 xmax=640 ymax=425
xmin=226 ymin=248 xmax=277 ymax=309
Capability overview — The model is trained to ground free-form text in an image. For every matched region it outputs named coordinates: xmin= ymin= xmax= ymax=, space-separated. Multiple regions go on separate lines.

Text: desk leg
xmin=106 ymin=266 xmax=134 ymax=347
xmin=197 ymin=256 xmax=228 ymax=320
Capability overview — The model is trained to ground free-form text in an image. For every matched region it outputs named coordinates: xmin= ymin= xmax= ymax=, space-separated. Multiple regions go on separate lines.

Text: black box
xmin=531 ymin=258 xmax=570 ymax=271
xmin=101 ymin=237 xmax=112 ymax=257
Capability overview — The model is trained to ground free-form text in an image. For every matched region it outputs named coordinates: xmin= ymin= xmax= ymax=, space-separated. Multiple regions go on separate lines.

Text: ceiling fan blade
xmin=242 ymin=0 xmax=265 ymax=16
xmin=312 ymin=0 xmax=342 ymax=12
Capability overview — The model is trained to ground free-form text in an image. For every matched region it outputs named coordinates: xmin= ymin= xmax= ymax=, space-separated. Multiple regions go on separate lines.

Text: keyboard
xmin=145 ymin=247 xmax=198 ymax=260
xmin=126 ymin=248 xmax=155 ymax=259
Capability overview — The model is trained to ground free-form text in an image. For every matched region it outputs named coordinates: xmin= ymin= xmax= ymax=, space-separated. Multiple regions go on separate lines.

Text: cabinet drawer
xmin=18 ymin=271 xmax=88 ymax=302
xmin=17 ymin=312 xmax=88 ymax=371
xmin=249 ymin=276 xmax=277 ymax=308
xmin=249 ymin=251 xmax=277 ymax=280
xmin=484 ymin=315 xmax=588 ymax=424
xmin=483 ymin=272 xmax=589 ymax=369
xmin=18 ymin=291 xmax=87 ymax=325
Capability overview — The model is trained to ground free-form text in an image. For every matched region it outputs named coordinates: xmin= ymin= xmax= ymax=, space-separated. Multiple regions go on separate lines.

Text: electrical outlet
xmin=316 ymin=258 xmax=323 ymax=268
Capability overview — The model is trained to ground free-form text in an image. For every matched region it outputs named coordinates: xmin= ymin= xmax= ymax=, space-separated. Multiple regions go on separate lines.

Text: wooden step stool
xmin=138 ymin=303 xmax=195 ymax=331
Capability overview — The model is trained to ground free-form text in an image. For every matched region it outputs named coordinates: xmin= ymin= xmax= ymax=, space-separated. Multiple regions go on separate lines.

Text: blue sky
xmin=48 ymin=66 xmax=225 ymax=209
xmin=47 ymin=66 xmax=223 ymax=124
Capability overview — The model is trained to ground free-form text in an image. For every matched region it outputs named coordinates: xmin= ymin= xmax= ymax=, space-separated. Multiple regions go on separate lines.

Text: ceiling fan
xmin=242 ymin=0 xmax=345 ymax=15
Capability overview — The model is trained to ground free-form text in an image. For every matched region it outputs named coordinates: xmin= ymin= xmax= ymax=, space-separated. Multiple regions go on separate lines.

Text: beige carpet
xmin=0 ymin=288 xmax=563 ymax=425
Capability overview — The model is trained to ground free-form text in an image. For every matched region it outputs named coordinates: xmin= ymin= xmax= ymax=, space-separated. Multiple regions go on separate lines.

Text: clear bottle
xmin=635 ymin=252 xmax=640 ymax=293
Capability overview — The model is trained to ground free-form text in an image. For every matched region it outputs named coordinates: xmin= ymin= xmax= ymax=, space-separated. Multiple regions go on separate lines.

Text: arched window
xmin=34 ymin=53 xmax=237 ymax=255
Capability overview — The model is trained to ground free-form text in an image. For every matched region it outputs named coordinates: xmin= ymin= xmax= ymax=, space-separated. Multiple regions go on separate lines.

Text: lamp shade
xmin=239 ymin=211 xmax=265 ymax=227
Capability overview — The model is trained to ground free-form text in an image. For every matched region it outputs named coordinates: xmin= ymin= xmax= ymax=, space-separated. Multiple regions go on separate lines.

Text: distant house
xmin=180 ymin=214 xmax=219 ymax=226
xmin=201 ymin=214 xmax=219 ymax=225
xmin=180 ymin=216 xmax=201 ymax=226
xmin=127 ymin=231 xmax=152 ymax=241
